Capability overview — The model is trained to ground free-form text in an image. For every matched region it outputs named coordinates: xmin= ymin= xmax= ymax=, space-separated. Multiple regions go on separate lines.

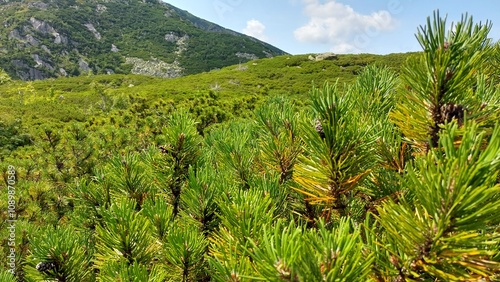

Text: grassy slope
xmin=0 ymin=52 xmax=413 ymax=129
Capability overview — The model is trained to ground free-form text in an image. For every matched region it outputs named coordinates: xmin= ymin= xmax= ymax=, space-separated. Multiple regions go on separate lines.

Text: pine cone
xmin=315 ymin=119 xmax=325 ymax=139
xmin=36 ymin=261 xmax=57 ymax=273
xmin=159 ymin=145 xmax=171 ymax=154
xmin=440 ymin=103 xmax=465 ymax=126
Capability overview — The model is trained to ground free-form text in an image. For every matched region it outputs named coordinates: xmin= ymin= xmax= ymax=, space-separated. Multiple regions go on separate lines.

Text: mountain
xmin=0 ymin=0 xmax=287 ymax=80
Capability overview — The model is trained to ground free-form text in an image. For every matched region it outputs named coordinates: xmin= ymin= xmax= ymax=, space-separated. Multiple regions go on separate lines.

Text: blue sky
xmin=164 ymin=0 xmax=500 ymax=55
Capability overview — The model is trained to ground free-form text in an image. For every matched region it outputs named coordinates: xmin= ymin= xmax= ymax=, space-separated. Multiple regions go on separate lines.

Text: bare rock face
xmin=84 ymin=23 xmax=102 ymax=40
xmin=30 ymin=17 xmax=67 ymax=44
xmin=175 ymin=34 xmax=189 ymax=55
xmin=125 ymin=57 xmax=184 ymax=78
xmin=165 ymin=32 xmax=179 ymax=42
xmin=26 ymin=34 xmax=40 ymax=46
xmin=8 ymin=29 xmax=23 ymax=41
xmin=236 ymin=52 xmax=258 ymax=60
xmin=41 ymin=45 xmax=51 ymax=54
xmin=12 ymin=59 xmax=48 ymax=80
xmin=78 ymin=58 xmax=91 ymax=73
xmin=30 ymin=17 xmax=55 ymax=35
xmin=32 ymin=54 xmax=54 ymax=71
xmin=96 ymin=4 xmax=107 ymax=14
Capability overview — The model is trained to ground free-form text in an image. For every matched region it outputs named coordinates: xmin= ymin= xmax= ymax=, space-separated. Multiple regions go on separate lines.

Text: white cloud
xmin=294 ymin=0 xmax=397 ymax=53
xmin=243 ymin=19 xmax=268 ymax=41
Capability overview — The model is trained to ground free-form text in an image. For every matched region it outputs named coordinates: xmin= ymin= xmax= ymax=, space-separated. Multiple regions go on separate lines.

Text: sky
xmin=163 ymin=0 xmax=500 ymax=55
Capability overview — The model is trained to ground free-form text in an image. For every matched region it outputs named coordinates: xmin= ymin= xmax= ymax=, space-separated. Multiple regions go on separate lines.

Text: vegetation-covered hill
xmin=0 ymin=52 xmax=411 ymax=132
xmin=0 ymin=0 xmax=286 ymax=80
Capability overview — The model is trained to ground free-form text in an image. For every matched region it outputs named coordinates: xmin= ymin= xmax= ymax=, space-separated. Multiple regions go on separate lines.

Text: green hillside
xmin=0 ymin=0 xmax=286 ymax=80
xmin=0 ymin=52 xmax=412 ymax=132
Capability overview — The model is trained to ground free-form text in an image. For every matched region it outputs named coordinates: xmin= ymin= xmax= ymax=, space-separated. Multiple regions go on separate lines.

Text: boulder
xmin=315 ymin=52 xmax=338 ymax=61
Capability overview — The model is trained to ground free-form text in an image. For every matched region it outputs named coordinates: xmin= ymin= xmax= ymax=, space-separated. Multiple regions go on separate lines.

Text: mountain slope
xmin=0 ymin=0 xmax=287 ymax=80
xmin=0 ymin=52 xmax=412 ymax=128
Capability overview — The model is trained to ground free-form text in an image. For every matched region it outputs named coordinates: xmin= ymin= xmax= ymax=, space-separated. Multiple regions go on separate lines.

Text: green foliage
xmin=0 ymin=68 xmax=11 ymax=85
xmin=255 ymin=96 xmax=303 ymax=185
xmin=392 ymin=11 xmax=496 ymax=152
xmin=105 ymin=153 xmax=155 ymax=208
xmin=375 ymin=122 xmax=500 ymax=281
xmin=0 ymin=120 xmax=32 ymax=158
xmin=245 ymin=218 xmax=373 ymax=281
xmin=0 ymin=271 xmax=16 ymax=282
xmin=94 ymin=198 xmax=157 ymax=270
xmin=163 ymin=225 xmax=209 ymax=281
xmin=180 ymin=167 xmax=219 ymax=235
xmin=155 ymin=110 xmax=202 ymax=216
xmin=98 ymin=261 xmax=167 ymax=282
xmin=1 ymin=11 xmax=500 ymax=282
xmin=25 ymin=226 xmax=93 ymax=282
xmin=293 ymin=82 xmax=377 ymax=220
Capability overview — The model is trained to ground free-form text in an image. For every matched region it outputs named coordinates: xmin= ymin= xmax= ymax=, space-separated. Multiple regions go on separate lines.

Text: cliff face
xmin=0 ymin=0 xmax=287 ymax=80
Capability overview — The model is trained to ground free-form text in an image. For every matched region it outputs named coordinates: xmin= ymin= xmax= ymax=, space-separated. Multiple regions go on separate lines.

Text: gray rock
xmin=28 ymin=2 xmax=49 ymax=10
xmin=12 ymin=59 xmax=48 ymax=80
xmin=175 ymin=35 xmax=189 ymax=55
xmin=165 ymin=32 xmax=179 ymax=42
xmin=32 ymin=54 xmax=54 ymax=71
xmin=30 ymin=17 xmax=55 ymax=35
xmin=41 ymin=45 xmax=51 ymax=54
xmin=262 ymin=51 xmax=274 ymax=58
xmin=26 ymin=35 xmax=40 ymax=46
xmin=125 ymin=57 xmax=183 ymax=78
xmin=314 ymin=52 xmax=337 ymax=61
xmin=78 ymin=58 xmax=90 ymax=72
xmin=235 ymin=52 xmax=258 ymax=60
xmin=96 ymin=4 xmax=107 ymax=14
xmin=8 ymin=29 xmax=23 ymax=41
xmin=53 ymin=33 xmax=67 ymax=44
xmin=84 ymin=23 xmax=102 ymax=40
xmin=111 ymin=44 xmax=119 ymax=52
xmin=30 ymin=17 xmax=67 ymax=44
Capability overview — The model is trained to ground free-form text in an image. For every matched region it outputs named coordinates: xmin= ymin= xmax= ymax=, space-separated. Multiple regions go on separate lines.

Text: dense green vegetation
xmin=0 ymin=52 xmax=411 ymax=134
xmin=1 ymin=12 xmax=500 ymax=281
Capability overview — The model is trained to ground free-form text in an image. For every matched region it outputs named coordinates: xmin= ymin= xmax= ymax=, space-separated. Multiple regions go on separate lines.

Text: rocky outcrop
xmin=30 ymin=17 xmax=67 ymax=44
xmin=165 ymin=32 xmax=179 ymax=42
xmin=310 ymin=52 xmax=338 ymax=61
xmin=125 ymin=57 xmax=183 ymax=78
xmin=96 ymin=4 xmax=107 ymax=14
xmin=84 ymin=23 xmax=102 ymax=40
xmin=12 ymin=59 xmax=48 ymax=80
xmin=32 ymin=54 xmax=54 ymax=71
xmin=78 ymin=58 xmax=90 ymax=73
xmin=175 ymin=35 xmax=189 ymax=55
xmin=0 ymin=0 xmax=287 ymax=80
xmin=236 ymin=52 xmax=258 ymax=60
